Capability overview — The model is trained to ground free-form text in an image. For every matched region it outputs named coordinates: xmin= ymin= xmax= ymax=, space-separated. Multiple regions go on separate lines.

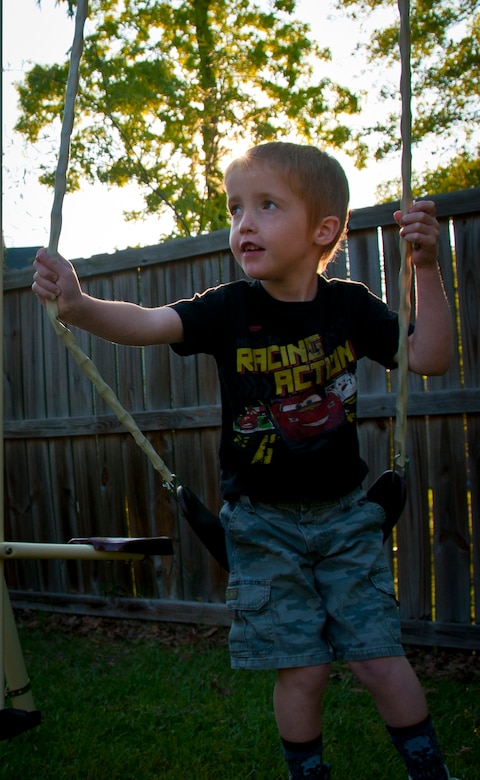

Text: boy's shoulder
xmin=203 ymin=278 xmax=254 ymax=297
xmin=320 ymin=274 xmax=367 ymax=291
xmin=171 ymin=278 xmax=253 ymax=307
xmin=318 ymin=274 xmax=372 ymax=303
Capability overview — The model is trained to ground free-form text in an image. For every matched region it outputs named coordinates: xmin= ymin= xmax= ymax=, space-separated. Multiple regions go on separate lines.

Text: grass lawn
xmin=1 ymin=612 xmax=479 ymax=779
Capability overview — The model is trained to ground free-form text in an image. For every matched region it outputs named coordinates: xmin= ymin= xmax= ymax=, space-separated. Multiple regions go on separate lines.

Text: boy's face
xmin=225 ymin=161 xmax=325 ymax=300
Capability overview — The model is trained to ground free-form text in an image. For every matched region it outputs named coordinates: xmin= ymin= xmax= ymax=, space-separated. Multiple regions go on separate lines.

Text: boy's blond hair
xmin=225 ymin=142 xmax=350 ymax=270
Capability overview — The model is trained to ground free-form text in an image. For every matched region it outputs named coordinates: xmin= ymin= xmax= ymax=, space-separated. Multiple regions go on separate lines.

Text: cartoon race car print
xmin=270 ymin=390 xmax=345 ymax=442
xmin=233 ymin=405 xmax=275 ymax=434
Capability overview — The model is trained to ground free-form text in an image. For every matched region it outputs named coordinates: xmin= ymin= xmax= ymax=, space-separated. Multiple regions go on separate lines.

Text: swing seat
xmin=367 ymin=470 xmax=407 ymax=542
xmin=68 ymin=536 xmax=173 ymax=555
xmin=0 ymin=707 xmax=41 ymax=740
xmin=177 ymin=485 xmax=229 ymax=571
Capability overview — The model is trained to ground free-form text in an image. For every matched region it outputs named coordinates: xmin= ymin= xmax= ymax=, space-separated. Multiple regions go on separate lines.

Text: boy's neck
xmin=260 ymin=275 xmax=319 ymax=303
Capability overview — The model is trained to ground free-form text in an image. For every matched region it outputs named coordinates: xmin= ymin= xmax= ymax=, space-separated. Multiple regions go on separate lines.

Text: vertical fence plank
xmin=140 ymin=263 xmax=174 ymax=410
xmin=396 ymin=418 xmax=433 ymax=621
xmin=63 ymin=278 xmax=97 ymax=592
xmin=469 ymin=416 xmax=480 ymax=623
xmin=348 ymin=228 xmax=393 ymax=501
xmin=4 ymin=440 xmax=39 ymax=590
xmin=427 ymin=219 xmax=472 ymax=622
xmin=4 ymin=287 xmax=35 ymax=588
xmin=21 ymin=285 xmax=66 ymax=591
xmin=139 ymin=261 xmax=184 ymax=600
xmin=454 ymin=213 xmax=480 ymax=624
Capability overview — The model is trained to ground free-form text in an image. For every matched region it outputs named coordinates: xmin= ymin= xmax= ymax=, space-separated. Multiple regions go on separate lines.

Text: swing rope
xmin=365 ymin=0 xmax=413 ymax=541
xmin=45 ymin=0 xmax=175 ymax=492
xmin=394 ymin=0 xmax=413 ymax=473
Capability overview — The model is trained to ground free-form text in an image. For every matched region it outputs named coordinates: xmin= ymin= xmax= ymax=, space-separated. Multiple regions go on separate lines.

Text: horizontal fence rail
xmin=3 ymin=187 xmax=480 ymax=649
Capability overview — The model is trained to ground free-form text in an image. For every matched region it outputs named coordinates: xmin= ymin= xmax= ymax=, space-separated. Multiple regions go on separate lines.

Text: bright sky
xmin=2 ymin=0 xmax=402 ymax=260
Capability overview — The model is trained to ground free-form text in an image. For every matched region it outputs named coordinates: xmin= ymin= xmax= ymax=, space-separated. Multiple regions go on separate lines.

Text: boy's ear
xmin=313 ymin=216 xmax=341 ymax=246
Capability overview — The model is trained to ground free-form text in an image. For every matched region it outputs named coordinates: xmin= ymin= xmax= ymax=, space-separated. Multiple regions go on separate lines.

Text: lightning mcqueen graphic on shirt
xmin=270 ymin=391 xmax=345 ymax=441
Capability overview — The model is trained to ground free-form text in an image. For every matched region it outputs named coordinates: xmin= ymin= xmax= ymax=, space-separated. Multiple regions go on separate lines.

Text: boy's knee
xmin=277 ymin=664 xmax=331 ymax=695
xmin=347 ymin=655 xmax=404 ymax=686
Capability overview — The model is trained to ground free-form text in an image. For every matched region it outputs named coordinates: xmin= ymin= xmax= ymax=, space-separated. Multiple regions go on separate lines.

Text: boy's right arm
xmin=32 ymin=248 xmax=184 ymax=346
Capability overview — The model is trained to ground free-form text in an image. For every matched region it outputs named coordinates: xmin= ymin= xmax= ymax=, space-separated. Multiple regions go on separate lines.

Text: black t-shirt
xmin=170 ymin=276 xmax=400 ymax=501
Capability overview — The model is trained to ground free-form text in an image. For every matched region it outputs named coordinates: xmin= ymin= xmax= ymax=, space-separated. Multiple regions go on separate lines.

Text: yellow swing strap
xmin=44 ymin=0 xmax=175 ymax=491
xmin=394 ymin=0 xmax=414 ymax=474
xmin=365 ymin=1 xmax=413 ymax=542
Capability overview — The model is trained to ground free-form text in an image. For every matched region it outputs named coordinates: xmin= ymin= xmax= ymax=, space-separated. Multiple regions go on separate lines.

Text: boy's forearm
xmin=407 ymin=264 xmax=454 ymax=376
xmin=67 ymin=295 xmax=161 ymax=346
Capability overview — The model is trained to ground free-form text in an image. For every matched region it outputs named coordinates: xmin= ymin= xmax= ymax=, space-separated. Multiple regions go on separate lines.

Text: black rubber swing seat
xmin=0 ymin=707 xmax=42 ymax=740
xmin=177 ymin=485 xmax=229 ymax=571
xmin=367 ymin=469 xmax=407 ymax=542
xmin=68 ymin=536 xmax=174 ymax=556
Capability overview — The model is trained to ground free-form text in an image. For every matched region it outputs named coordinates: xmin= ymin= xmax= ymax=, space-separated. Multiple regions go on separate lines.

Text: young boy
xmin=33 ymin=142 xmax=456 ymax=779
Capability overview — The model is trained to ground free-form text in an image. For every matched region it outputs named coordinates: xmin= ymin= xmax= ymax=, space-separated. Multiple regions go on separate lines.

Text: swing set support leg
xmin=0 ymin=581 xmax=41 ymax=740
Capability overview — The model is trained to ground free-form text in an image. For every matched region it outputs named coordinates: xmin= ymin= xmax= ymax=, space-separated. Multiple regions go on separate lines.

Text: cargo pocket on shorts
xmin=225 ymin=579 xmax=275 ymax=659
xmin=370 ymin=566 xmax=401 ymax=643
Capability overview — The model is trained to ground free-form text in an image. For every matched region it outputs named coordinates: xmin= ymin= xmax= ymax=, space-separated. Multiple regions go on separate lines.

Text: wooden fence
xmin=3 ymin=187 xmax=480 ymax=649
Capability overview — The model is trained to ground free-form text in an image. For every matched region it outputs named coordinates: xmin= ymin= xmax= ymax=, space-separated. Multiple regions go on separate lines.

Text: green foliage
xmin=416 ymin=148 xmax=480 ymax=196
xmin=335 ymin=0 xmax=480 ymax=196
xmin=16 ymin=0 xmax=363 ymax=238
xmin=36 ymin=0 xmax=77 ymax=15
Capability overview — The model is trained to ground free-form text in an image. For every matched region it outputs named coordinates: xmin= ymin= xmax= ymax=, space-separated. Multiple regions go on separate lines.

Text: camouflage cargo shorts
xmin=220 ymin=488 xmax=404 ymax=670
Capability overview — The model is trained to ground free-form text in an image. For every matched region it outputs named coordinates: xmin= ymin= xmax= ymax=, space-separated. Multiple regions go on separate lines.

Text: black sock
xmin=281 ymin=734 xmax=327 ymax=779
xmin=386 ymin=715 xmax=448 ymax=779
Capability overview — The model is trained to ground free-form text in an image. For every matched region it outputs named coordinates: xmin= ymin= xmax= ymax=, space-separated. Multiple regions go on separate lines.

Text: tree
xmin=17 ymin=0 xmax=363 ymax=238
xmin=335 ymin=0 xmax=480 ymax=197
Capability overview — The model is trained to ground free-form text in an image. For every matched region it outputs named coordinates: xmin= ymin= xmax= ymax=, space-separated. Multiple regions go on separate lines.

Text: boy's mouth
xmin=241 ymin=241 xmax=264 ymax=253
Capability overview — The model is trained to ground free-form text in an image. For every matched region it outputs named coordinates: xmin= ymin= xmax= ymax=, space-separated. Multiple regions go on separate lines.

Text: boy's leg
xmin=349 ymin=656 xmax=449 ymax=780
xmin=274 ymin=664 xmax=332 ymax=779
xmin=348 ymin=655 xmax=427 ymax=727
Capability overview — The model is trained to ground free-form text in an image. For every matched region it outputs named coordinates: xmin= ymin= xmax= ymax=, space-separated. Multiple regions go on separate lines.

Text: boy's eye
xmin=263 ymin=200 xmax=277 ymax=210
xmin=228 ymin=204 xmax=241 ymax=216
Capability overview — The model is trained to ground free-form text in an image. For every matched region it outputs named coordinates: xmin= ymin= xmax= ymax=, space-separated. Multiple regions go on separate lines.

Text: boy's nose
xmin=239 ymin=210 xmax=254 ymax=232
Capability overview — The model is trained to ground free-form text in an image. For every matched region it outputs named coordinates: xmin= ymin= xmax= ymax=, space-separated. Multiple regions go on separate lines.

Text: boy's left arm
xmin=394 ymin=200 xmax=454 ymax=376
